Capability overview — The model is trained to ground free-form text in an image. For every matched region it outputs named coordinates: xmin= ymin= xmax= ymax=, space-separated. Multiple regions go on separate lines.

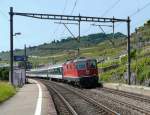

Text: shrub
xmin=120 ymin=55 xmax=127 ymax=64
xmin=0 ymin=68 xmax=9 ymax=81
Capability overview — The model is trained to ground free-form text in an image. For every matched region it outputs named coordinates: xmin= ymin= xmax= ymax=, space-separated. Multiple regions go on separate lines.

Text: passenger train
xmin=27 ymin=58 xmax=100 ymax=88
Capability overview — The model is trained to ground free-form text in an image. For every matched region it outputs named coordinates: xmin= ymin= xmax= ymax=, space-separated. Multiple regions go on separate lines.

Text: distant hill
xmin=0 ymin=32 xmax=126 ymax=60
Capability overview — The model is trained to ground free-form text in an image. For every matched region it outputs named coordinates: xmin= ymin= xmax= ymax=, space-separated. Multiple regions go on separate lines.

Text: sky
xmin=0 ymin=0 xmax=150 ymax=52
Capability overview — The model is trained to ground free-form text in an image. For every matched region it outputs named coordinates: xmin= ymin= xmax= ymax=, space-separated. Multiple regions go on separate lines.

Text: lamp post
xmin=10 ymin=31 xmax=21 ymax=85
xmin=14 ymin=32 xmax=21 ymax=36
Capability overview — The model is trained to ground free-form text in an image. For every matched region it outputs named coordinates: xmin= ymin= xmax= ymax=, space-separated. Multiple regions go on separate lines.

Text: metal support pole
xmin=78 ymin=14 xmax=81 ymax=57
xmin=24 ymin=44 xmax=27 ymax=62
xmin=135 ymin=28 xmax=138 ymax=85
xmin=127 ymin=16 xmax=131 ymax=85
xmin=10 ymin=7 xmax=14 ymax=85
xmin=112 ymin=16 xmax=115 ymax=39
xmin=24 ymin=44 xmax=27 ymax=83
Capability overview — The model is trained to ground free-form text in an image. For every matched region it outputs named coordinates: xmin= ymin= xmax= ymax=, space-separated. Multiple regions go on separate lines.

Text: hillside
xmin=99 ymin=20 xmax=150 ymax=86
xmin=0 ymin=32 xmax=126 ymax=61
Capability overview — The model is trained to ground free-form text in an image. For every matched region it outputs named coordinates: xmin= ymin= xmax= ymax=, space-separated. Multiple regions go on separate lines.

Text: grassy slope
xmin=0 ymin=32 xmax=126 ymax=62
xmin=28 ymin=38 xmax=126 ymax=65
xmin=0 ymin=82 xmax=16 ymax=103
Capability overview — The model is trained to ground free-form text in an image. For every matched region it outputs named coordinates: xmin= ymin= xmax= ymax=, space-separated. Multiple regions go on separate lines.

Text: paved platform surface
xmin=0 ymin=79 xmax=57 ymax=115
xmin=104 ymin=83 xmax=150 ymax=96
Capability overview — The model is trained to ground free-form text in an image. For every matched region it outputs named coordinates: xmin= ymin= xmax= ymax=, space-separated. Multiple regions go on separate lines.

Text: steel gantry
xmin=9 ymin=7 xmax=131 ymax=85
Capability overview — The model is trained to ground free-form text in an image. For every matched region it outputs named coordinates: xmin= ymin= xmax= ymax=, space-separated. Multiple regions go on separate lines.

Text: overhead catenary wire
xmin=62 ymin=0 xmax=68 ymax=14
xmin=60 ymin=0 xmax=79 ymax=37
xmin=84 ymin=0 xmax=120 ymax=35
xmin=91 ymin=24 xmax=115 ymax=46
xmin=88 ymin=0 xmax=121 ymax=44
xmin=51 ymin=0 xmax=68 ymax=39
xmin=0 ymin=9 xmax=8 ymax=20
xmin=106 ymin=1 xmax=150 ymax=33
xmin=99 ymin=0 xmax=120 ymax=35
xmin=130 ymin=1 xmax=150 ymax=17
xmin=101 ymin=0 xmax=121 ymax=17
xmin=70 ymin=0 xmax=78 ymax=15
xmin=135 ymin=0 xmax=140 ymax=11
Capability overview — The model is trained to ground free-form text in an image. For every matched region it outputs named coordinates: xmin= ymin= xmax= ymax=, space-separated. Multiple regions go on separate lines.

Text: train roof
xmin=28 ymin=68 xmax=48 ymax=72
xmin=48 ymin=63 xmax=63 ymax=69
xmin=64 ymin=58 xmax=96 ymax=64
xmin=74 ymin=58 xmax=96 ymax=62
xmin=26 ymin=68 xmax=48 ymax=74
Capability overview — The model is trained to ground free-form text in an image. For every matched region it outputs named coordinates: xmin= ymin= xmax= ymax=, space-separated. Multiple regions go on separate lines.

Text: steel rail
xmin=49 ymin=81 xmax=150 ymax=115
xmin=46 ymin=83 xmax=78 ymax=115
xmin=101 ymin=87 xmax=150 ymax=103
xmin=95 ymin=88 xmax=150 ymax=115
xmin=46 ymin=80 xmax=119 ymax=115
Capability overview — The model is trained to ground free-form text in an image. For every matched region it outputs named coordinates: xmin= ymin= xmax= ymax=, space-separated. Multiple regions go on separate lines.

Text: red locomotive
xmin=63 ymin=58 xmax=99 ymax=87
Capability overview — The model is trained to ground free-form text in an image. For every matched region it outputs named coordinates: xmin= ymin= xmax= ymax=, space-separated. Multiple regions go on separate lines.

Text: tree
xmin=0 ymin=68 xmax=9 ymax=80
xmin=51 ymin=39 xmax=56 ymax=44
xmin=130 ymin=49 xmax=137 ymax=59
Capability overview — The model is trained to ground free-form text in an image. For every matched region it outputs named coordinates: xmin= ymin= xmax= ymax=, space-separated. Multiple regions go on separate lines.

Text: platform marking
xmin=34 ymin=80 xmax=42 ymax=115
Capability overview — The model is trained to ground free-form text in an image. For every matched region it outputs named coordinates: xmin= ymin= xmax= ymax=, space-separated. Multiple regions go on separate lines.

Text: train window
xmin=49 ymin=68 xmax=62 ymax=75
xmin=53 ymin=68 xmax=62 ymax=75
xmin=76 ymin=61 xmax=86 ymax=70
xmin=53 ymin=69 xmax=56 ymax=74
xmin=55 ymin=68 xmax=58 ymax=74
xmin=52 ymin=69 xmax=55 ymax=74
xmin=57 ymin=68 xmax=62 ymax=75
xmin=49 ymin=69 xmax=53 ymax=74
xmin=88 ymin=60 xmax=97 ymax=68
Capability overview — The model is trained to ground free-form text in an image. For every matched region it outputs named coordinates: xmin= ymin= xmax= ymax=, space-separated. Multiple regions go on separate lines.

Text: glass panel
xmin=88 ymin=60 xmax=97 ymax=68
xmin=76 ymin=61 xmax=86 ymax=70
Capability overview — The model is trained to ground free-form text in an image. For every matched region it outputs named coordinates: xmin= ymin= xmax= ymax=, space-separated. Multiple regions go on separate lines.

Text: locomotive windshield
xmin=88 ymin=60 xmax=97 ymax=68
xmin=76 ymin=61 xmax=86 ymax=70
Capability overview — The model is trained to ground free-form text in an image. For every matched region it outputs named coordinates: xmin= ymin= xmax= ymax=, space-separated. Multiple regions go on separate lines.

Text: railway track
xmin=40 ymin=79 xmax=119 ymax=115
xmin=58 ymin=83 xmax=150 ymax=115
xmin=100 ymin=87 xmax=150 ymax=103
xmin=87 ymin=88 xmax=150 ymax=115
xmin=47 ymin=83 xmax=78 ymax=115
xmin=38 ymin=79 xmax=150 ymax=115
xmin=95 ymin=91 xmax=150 ymax=115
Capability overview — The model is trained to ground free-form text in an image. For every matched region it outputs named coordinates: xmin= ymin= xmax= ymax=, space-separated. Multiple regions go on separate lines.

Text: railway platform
xmin=103 ymin=83 xmax=150 ymax=96
xmin=0 ymin=79 xmax=57 ymax=115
